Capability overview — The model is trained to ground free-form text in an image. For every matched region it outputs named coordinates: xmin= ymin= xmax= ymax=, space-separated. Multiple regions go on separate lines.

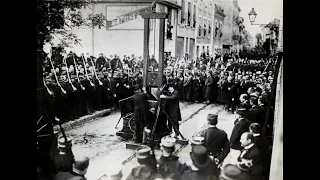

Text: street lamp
xmin=248 ymin=8 xmax=268 ymax=25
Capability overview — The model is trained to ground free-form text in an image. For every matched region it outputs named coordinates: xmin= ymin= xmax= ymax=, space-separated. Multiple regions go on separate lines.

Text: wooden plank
xmin=126 ymin=143 xmax=149 ymax=150
xmin=157 ymin=18 xmax=165 ymax=97
xmin=140 ymin=12 xmax=168 ymax=19
xmin=142 ymin=18 xmax=150 ymax=88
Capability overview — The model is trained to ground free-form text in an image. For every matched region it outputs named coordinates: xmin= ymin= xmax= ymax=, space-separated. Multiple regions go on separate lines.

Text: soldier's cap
xmin=160 ymin=135 xmax=176 ymax=148
xmin=236 ymin=159 xmax=253 ymax=172
xmin=106 ymin=163 xmax=123 ymax=178
xmin=220 ymin=164 xmax=242 ymax=180
xmin=249 ymin=123 xmax=262 ymax=134
xmin=133 ymin=84 xmax=140 ymax=91
xmin=73 ymin=156 xmax=90 ymax=175
xmin=191 ymin=136 xmax=205 ymax=145
xmin=135 ymin=147 xmax=152 ymax=159
xmin=235 ymin=108 xmax=247 ymax=116
xmin=207 ymin=114 xmax=218 ymax=125
xmin=57 ymin=135 xmax=73 ymax=148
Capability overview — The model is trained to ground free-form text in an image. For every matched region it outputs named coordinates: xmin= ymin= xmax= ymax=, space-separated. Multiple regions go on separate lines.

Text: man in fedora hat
xmin=157 ymin=136 xmax=182 ymax=180
xmin=181 ymin=146 xmax=218 ymax=180
xmin=126 ymin=147 xmax=162 ymax=180
xmin=227 ymin=108 xmax=251 ymax=165
xmin=199 ymin=114 xmax=230 ymax=165
xmin=55 ymin=156 xmax=90 ymax=180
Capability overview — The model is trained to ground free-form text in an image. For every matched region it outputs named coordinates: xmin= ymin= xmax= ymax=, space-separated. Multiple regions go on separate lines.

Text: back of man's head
xmin=250 ymin=97 xmax=258 ymax=106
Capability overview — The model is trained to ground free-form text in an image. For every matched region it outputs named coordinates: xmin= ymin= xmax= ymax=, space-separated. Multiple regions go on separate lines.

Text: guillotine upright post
xmin=140 ymin=12 xmax=168 ymax=97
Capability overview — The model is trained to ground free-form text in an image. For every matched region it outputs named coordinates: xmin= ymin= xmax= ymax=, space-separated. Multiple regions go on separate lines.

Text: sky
xmin=238 ymin=0 xmax=283 ymax=37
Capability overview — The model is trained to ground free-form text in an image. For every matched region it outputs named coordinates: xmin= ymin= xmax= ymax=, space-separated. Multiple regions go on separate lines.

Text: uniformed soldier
xmin=53 ymin=135 xmax=74 ymax=174
xmin=126 ymin=147 xmax=162 ymax=180
xmin=190 ymin=136 xmax=205 ymax=147
xmin=157 ymin=136 xmax=181 ymax=180
xmin=55 ymin=156 xmax=90 ymax=180
xmin=199 ymin=114 xmax=230 ymax=165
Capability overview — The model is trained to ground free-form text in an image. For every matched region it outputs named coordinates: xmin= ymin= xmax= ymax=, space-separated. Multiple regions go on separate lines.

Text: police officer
xmin=199 ymin=114 xmax=230 ymax=165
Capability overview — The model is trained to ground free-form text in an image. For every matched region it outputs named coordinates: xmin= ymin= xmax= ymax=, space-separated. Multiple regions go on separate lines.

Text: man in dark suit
xmin=238 ymin=132 xmax=263 ymax=180
xmin=229 ymin=108 xmax=251 ymax=165
xmin=239 ymin=94 xmax=251 ymax=110
xmin=96 ymin=53 xmax=107 ymax=71
xmin=131 ymin=85 xmax=154 ymax=143
xmin=247 ymin=97 xmax=265 ymax=125
xmin=199 ymin=114 xmax=230 ymax=165
xmin=249 ymin=123 xmax=271 ymax=179
xmin=160 ymin=84 xmax=182 ymax=138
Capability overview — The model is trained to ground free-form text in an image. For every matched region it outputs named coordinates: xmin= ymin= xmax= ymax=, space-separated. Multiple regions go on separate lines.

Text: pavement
xmin=60 ymin=102 xmax=238 ymax=180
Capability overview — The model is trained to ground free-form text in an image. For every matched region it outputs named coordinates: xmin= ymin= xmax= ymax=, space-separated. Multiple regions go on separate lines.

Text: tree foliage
xmin=36 ymin=0 xmax=105 ymax=50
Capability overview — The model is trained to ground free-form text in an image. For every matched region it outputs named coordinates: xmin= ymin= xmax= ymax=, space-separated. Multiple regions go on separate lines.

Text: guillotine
xmin=122 ymin=9 xmax=188 ymax=150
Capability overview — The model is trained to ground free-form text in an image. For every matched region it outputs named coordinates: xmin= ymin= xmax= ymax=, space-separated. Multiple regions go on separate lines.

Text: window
xmin=193 ymin=5 xmax=196 ymax=28
xmin=187 ymin=2 xmax=191 ymax=26
xmin=186 ymin=38 xmax=189 ymax=54
xmin=181 ymin=0 xmax=185 ymax=24
xmin=219 ymin=22 xmax=223 ymax=38
xmin=167 ymin=8 xmax=172 ymax=24
xmin=215 ymin=20 xmax=218 ymax=38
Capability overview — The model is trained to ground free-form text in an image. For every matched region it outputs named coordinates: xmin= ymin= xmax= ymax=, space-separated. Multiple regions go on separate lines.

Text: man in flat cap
xmin=199 ymin=114 xmax=230 ymax=166
xmin=228 ymin=108 xmax=251 ymax=165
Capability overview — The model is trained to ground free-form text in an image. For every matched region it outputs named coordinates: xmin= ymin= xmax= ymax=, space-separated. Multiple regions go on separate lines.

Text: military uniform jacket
xmin=126 ymin=165 xmax=163 ymax=180
xmin=199 ymin=126 xmax=230 ymax=162
xmin=230 ymin=118 xmax=251 ymax=150
xmin=157 ymin=155 xmax=180 ymax=180
xmin=55 ymin=171 xmax=87 ymax=180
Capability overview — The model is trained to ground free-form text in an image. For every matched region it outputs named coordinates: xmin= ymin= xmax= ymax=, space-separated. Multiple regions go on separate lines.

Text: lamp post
xmin=248 ymin=8 xmax=269 ymax=26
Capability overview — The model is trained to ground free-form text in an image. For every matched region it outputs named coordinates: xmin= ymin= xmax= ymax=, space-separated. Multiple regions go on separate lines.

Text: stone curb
xmin=54 ymin=108 xmax=113 ymax=131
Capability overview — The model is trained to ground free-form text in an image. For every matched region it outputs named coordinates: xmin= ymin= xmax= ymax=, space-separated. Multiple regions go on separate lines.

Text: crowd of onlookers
xmin=42 ymin=49 xmax=274 ymax=123
xmin=39 ymin=49 xmax=276 ymax=180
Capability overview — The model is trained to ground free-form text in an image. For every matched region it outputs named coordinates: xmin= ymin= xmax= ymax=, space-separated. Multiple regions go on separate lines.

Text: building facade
xmin=50 ymin=0 xmax=180 ymax=60
xmin=175 ymin=0 xmax=197 ymax=61
xmin=211 ymin=4 xmax=225 ymax=56
xmin=215 ymin=0 xmax=241 ymax=53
